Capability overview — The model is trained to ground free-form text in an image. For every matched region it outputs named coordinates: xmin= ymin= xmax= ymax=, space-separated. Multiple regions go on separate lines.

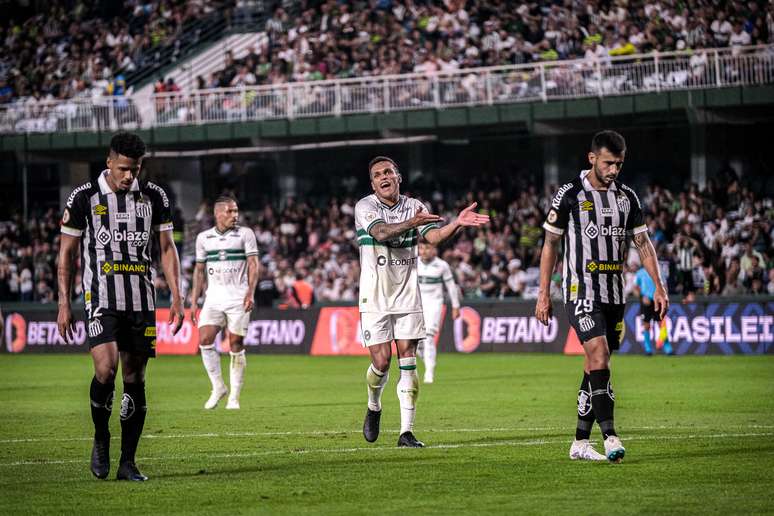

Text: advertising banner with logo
xmin=620 ymin=301 xmax=774 ymax=355
xmin=440 ymin=304 xmax=569 ymax=353
xmin=3 ymin=308 xmax=317 ymax=355
xmin=3 ymin=310 xmax=88 ymax=353
xmin=3 ymin=301 xmax=771 ymax=355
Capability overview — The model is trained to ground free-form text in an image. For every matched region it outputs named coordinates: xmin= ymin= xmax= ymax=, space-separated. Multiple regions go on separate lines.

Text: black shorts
xmin=565 ymin=300 xmax=625 ymax=351
xmin=87 ymin=309 xmax=156 ymax=357
xmin=640 ymin=298 xmax=660 ymax=322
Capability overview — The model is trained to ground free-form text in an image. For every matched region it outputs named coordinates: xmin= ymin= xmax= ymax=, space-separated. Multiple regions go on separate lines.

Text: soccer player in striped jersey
xmin=535 ymin=130 xmax=668 ymax=463
xmin=357 ymin=156 xmax=489 ymax=447
xmin=190 ymin=196 xmax=259 ymax=410
xmin=417 ymin=242 xmax=461 ymax=384
xmin=57 ymin=132 xmax=185 ymax=481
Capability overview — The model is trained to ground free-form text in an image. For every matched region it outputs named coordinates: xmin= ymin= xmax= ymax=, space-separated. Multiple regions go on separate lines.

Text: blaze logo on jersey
xmin=112 ymin=229 xmax=149 ymax=246
xmin=96 ymin=226 xmax=112 ymax=247
xmin=584 ymin=221 xmax=599 ymax=239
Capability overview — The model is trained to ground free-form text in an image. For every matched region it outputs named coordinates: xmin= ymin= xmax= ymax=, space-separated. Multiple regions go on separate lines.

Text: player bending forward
xmin=417 ymin=242 xmax=461 ymax=384
xmin=357 ymin=156 xmax=489 ymax=447
xmin=190 ymin=196 xmax=259 ymax=410
xmin=535 ymin=130 xmax=668 ymax=463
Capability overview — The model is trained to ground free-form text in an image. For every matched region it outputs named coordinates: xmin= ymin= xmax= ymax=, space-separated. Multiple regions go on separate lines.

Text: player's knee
xmin=229 ymin=339 xmax=244 ymax=353
xmin=371 ymin=356 xmax=391 ymax=373
xmin=95 ymin=366 xmax=117 ymax=384
xmin=589 ymin=351 xmax=609 ymax=370
xmin=122 ymin=369 xmax=145 ymax=384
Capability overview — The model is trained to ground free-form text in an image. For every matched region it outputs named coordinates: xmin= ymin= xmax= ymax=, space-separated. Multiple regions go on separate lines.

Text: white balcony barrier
xmin=2 ymin=45 xmax=773 ymax=134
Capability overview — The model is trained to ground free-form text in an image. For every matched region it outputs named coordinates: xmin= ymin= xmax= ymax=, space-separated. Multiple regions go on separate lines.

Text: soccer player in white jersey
xmin=417 ymin=242 xmax=460 ymax=384
xmin=189 ymin=196 xmax=259 ymax=410
xmin=357 ymin=156 xmax=489 ymax=447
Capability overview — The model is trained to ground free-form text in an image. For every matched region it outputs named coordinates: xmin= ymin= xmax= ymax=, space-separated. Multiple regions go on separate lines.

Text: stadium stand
xmin=1 ymin=0 xmax=771 ymax=104
xmin=0 ymin=0 xmax=235 ymax=103
xmin=1 ymin=170 xmax=771 ymax=305
xmin=198 ymin=0 xmax=774 ymax=88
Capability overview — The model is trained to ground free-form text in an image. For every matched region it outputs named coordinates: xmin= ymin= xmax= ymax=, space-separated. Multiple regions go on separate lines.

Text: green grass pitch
xmin=1 ymin=353 xmax=773 ymax=514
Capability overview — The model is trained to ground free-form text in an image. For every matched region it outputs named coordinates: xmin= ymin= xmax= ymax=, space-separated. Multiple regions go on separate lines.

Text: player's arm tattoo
xmin=57 ymin=234 xmax=80 ymax=306
xmin=369 ymin=220 xmax=415 ymax=242
xmin=633 ymin=232 xmax=655 ymax=260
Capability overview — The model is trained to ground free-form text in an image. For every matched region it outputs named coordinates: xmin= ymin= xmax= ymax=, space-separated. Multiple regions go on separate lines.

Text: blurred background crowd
xmin=1 ymin=165 xmax=771 ymax=307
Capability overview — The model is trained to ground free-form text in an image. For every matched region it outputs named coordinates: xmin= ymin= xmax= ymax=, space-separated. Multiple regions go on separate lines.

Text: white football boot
xmin=204 ymin=384 xmax=228 ymax=410
xmin=604 ymin=435 xmax=626 ymax=463
xmin=569 ymin=439 xmax=607 ymax=461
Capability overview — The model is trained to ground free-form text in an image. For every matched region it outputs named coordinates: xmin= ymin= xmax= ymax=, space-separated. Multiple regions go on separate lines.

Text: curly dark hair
xmin=109 ymin=132 xmax=146 ymax=159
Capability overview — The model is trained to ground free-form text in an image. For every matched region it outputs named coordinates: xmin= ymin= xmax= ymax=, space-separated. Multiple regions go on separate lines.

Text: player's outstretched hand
xmin=410 ymin=206 xmax=443 ymax=227
xmin=456 ymin=203 xmax=490 ymax=227
xmin=243 ymin=294 xmax=254 ymax=313
xmin=169 ymin=297 xmax=185 ymax=336
xmin=654 ymin=286 xmax=669 ymax=319
xmin=57 ymin=304 xmax=75 ymax=343
xmin=535 ymin=293 xmax=553 ymax=326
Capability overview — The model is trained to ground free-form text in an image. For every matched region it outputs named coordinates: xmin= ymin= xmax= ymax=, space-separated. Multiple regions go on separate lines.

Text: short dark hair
xmin=368 ymin=156 xmax=399 ymax=177
xmin=214 ymin=195 xmax=238 ymax=206
xmin=110 ymin=132 xmax=146 ymax=159
xmin=591 ymin=130 xmax=626 ymax=155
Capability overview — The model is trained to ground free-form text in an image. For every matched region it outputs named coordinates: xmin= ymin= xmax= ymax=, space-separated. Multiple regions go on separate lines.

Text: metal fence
xmin=2 ymin=45 xmax=773 ymax=134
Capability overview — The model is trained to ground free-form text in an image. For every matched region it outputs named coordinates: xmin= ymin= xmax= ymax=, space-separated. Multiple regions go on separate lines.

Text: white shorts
xmin=360 ymin=312 xmax=425 ymax=347
xmin=198 ymin=300 xmax=250 ymax=337
xmin=422 ymin=302 xmax=443 ymax=337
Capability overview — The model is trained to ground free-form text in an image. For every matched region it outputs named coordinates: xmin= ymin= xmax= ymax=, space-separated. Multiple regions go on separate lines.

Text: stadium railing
xmin=1 ymin=45 xmax=772 ymax=134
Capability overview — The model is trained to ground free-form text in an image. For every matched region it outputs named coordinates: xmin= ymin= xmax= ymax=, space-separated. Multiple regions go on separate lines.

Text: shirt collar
xmin=580 ymin=169 xmax=617 ymax=192
xmin=98 ymin=169 xmax=140 ymax=194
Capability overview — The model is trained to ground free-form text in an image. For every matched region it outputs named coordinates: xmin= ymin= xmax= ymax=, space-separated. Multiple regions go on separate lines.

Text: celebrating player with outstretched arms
xmin=356 ymin=156 xmax=489 ymax=448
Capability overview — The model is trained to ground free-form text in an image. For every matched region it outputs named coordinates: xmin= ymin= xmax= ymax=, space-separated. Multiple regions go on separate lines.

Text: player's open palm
xmin=411 ymin=206 xmax=443 ymax=227
xmin=457 ymin=203 xmax=490 ymax=227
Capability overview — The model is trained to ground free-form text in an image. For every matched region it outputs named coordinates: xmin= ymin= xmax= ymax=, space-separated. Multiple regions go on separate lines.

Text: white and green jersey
xmin=355 ymin=194 xmax=438 ymax=314
xmin=195 ymin=225 xmax=258 ymax=303
xmin=417 ymin=257 xmax=460 ymax=309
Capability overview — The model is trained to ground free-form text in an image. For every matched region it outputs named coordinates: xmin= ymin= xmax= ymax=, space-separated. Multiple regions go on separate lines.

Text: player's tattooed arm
xmin=633 ymin=231 xmax=669 ymax=317
xmin=632 ymin=231 xmax=655 ymax=260
xmin=370 ymin=208 xmax=441 ymax=242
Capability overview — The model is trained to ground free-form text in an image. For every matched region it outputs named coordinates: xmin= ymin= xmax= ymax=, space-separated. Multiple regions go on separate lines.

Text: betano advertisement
xmin=3 ymin=301 xmax=772 ymax=355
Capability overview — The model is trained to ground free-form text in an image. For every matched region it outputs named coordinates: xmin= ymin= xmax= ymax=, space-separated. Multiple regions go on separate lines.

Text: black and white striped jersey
xmin=543 ymin=170 xmax=647 ymax=305
xmin=61 ymin=170 xmax=173 ymax=314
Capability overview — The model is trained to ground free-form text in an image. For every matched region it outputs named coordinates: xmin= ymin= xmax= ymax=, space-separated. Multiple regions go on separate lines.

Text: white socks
xmin=397 ymin=357 xmax=419 ymax=434
xmin=229 ymin=350 xmax=246 ymax=402
xmin=200 ymin=345 xmax=226 ymax=391
xmin=366 ymin=363 xmax=389 ymax=411
xmin=423 ymin=336 xmax=436 ymax=381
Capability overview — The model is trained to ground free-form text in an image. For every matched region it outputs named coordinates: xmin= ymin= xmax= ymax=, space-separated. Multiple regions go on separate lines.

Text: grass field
xmin=1 ymin=353 xmax=773 ymax=515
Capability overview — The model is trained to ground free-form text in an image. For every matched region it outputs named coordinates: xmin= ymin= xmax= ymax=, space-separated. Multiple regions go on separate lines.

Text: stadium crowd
xmin=198 ymin=0 xmax=774 ymax=89
xmin=1 ymin=170 xmax=772 ymax=306
xmin=2 ymin=0 xmax=772 ymax=106
xmin=0 ymin=0 xmax=232 ymax=104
